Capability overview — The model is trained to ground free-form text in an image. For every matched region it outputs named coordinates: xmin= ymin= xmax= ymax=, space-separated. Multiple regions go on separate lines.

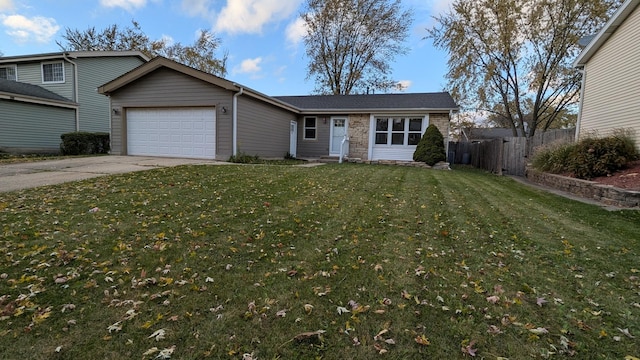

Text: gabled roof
xmin=0 ymin=51 xmax=150 ymax=64
xmin=0 ymin=79 xmax=77 ymax=108
xmin=275 ymin=92 xmax=459 ymax=114
xmin=98 ymin=56 xmax=300 ymax=113
xmin=574 ymin=0 xmax=640 ymax=66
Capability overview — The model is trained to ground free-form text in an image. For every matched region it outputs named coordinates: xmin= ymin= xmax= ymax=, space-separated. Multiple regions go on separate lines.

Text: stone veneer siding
xmin=348 ymin=114 xmax=370 ymax=160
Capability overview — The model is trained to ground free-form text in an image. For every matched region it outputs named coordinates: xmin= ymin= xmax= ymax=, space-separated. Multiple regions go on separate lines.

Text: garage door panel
xmin=127 ymin=108 xmax=216 ymax=159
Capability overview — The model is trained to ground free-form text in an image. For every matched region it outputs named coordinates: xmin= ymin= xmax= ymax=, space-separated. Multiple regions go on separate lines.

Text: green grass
xmin=0 ymin=164 xmax=639 ymax=359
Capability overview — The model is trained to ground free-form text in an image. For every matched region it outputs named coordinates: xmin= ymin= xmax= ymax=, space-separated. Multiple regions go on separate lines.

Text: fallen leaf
xmin=337 ymin=306 xmax=350 ymax=315
xmin=486 ymin=295 xmax=500 ymax=304
xmin=415 ymin=334 xmax=430 ymax=346
xmin=618 ymin=328 xmax=635 ymax=338
xmin=529 ymin=327 xmax=549 ymax=335
xmin=148 ymin=329 xmax=166 ymax=341
xmin=536 ymin=297 xmax=547 ymax=307
xmin=461 ymin=340 xmax=477 ymax=357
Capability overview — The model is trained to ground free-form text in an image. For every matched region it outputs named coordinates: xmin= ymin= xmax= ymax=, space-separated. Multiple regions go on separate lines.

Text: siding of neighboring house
xmin=15 ymin=61 xmax=75 ymax=100
xmin=107 ymin=68 xmax=233 ymax=159
xmin=236 ymin=96 xmax=296 ymax=158
xmin=0 ymin=100 xmax=75 ymax=151
xmin=580 ymin=4 xmax=640 ymax=148
xmin=75 ymin=56 xmax=146 ymax=132
xmin=296 ymin=115 xmax=331 ymax=157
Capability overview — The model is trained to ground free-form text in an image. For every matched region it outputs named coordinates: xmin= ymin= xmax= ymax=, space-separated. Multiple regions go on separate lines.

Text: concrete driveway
xmin=0 ymin=156 xmax=221 ymax=193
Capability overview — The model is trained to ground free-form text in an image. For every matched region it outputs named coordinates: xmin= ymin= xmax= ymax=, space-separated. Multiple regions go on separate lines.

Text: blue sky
xmin=0 ymin=0 xmax=453 ymax=96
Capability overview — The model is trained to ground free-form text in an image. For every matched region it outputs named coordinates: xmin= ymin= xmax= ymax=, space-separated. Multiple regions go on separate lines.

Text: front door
xmin=330 ymin=117 xmax=348 ymax=156
xmin=289 ymin=121 xmax=297 ymax=158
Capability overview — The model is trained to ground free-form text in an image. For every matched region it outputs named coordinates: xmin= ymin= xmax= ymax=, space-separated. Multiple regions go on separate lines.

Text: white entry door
xmin=330 ymin=117 xmax=348 ymax=156
xmin=289 ymin=121 xmax=297 ymax=158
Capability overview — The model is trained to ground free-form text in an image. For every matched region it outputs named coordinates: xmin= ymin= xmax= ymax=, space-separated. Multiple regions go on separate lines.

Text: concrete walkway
xmin=0 ymin=156 xmax=222 ymax=193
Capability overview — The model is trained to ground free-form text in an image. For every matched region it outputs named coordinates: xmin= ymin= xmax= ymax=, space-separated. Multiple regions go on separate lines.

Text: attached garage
xmin=126 ymin=107 xmax=216 ymax=159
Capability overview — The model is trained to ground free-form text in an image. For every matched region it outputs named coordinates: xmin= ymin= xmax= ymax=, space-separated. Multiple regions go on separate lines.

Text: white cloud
xmin=100 ymin=0 xmax=147 ymax=12
xmin=234 ymin=57 xmax=263 ymax=74
xmin=395 ymin=80 xmax=413 ymax=92
xmin=285 ymin=16 xmax=307 ymax=45
xmin=1 ymin=14 xmax=59 ymax=43
xmin=181 ymin=0 xmax=214 ymax=18
xmin=215 ymin=0 xmax=302 ymax=34
xmin=0 ymin=0 xmax=14 ymax=12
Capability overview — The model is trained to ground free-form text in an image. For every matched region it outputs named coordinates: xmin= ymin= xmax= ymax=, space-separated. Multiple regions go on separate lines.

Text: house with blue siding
xmin=0 ymin=51 xmax=149 ymax=152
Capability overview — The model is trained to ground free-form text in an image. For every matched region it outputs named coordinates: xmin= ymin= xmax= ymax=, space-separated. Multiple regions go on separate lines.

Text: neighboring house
xmin=574 ymin=0 xmax=640 ymax=150
xmin=1 ymin=79 xmax=78 ymax=152
xmin=0 ymin=51 xmax=149 ymax=151
xmin=98 ymin=56 xmax=458 ymax=161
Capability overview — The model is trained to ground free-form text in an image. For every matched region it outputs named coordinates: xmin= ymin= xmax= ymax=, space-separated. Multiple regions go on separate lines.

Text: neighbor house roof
xmin=0 ymin=51 xmax=150 ymax=64
xmin=574 ymin=0 xmax=640 ymax=66
xmin=97 ymin=56 xmax=300 ymax=113
xmin=275 ymin=93 xmax=459 ymax=114
xmin=0 ymin=79 xmax=78 ymax=108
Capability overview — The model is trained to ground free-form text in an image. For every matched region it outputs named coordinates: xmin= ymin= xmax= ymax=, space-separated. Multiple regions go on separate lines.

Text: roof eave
xmin=0 ymin=91 xmax=79 ymax=109
xmin=1 ymin=50 xmax=150 ymax=64
xmin=298 ymin=107 xmax=459 ymax=115
xmin=574 ymin=0 xmax=640 ymax=67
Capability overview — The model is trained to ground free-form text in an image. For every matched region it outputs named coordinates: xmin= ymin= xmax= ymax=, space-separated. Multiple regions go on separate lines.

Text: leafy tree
xmin=428 ymin=0 xmax=620 ymax=137
xmin=301 ymin=0 xmax=412 ymax=95
xmin=413 ymin=124 xmax=446 ymax=165
xmin=58 ymin=20 xmax=227 ymax=76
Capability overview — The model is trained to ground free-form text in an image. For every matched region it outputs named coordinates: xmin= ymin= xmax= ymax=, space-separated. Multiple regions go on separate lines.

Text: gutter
xmin=232 ymin=84 xmax=244 ymax=157
xmin=62 ymin=52 xmax=80 ymax=131
xmin=575 ymin=67 xmax=587 ymax=142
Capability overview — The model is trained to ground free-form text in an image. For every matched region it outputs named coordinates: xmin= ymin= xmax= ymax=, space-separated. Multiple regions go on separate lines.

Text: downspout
xmin=575 ymin=67 xmax=586 ymax=142
xmin=62 ymin=52 xmax=80 ymax=131
xmin=232 ymin=84 xmax=244 ymax=157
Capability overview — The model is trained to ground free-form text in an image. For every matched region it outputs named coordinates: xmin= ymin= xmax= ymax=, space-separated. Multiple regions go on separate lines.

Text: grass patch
xmin=0 ymin=164 xmax=639 ymax=359
xmin=0 ymin=153 xmax=98 ymax=164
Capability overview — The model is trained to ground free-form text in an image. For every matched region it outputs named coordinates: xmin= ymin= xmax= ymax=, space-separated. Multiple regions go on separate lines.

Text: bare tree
xmin=58 ymin=20 xmax=227 ymax=76
xmin=428 ymin=0 xmax=620 ymax=136
xmin=302 ymin=0 xmax=412 ymax=95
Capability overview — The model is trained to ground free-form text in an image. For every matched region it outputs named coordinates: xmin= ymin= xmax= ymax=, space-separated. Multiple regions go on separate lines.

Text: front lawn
xmin=0 ymin=164 xmax=638 ymax=359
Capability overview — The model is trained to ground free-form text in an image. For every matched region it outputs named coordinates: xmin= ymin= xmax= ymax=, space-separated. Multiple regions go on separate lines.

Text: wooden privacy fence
xmin=448 ymin=128 xmax=575 ymax=176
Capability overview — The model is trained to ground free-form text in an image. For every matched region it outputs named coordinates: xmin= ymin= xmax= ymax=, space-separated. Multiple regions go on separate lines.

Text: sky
xmin=0 ymin=0 xmax=454 ymax=96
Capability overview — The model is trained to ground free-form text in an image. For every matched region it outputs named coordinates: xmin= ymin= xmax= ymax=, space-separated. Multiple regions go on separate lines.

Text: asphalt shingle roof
xmin=274 ymin=92 xmax=458 ymax=111
xmin=0 ymin=79 xmax=75 ymax=104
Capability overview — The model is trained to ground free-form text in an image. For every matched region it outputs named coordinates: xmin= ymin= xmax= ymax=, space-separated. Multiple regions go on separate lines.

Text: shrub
xmin=568 ymin=133 xmax=638 ymax=179
xmin=413 ymin=124 xmax=446 ymax=166
xmin=60 ymin=132 xmax=110 ymax=155
xmin=228 ymin=152 xmax=260 ymax=163
xmin=531 ymin=142 xmax=574 ymax=174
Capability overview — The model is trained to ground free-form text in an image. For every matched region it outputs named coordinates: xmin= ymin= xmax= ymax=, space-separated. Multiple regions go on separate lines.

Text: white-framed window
xmin=42 ymin=61 xmax=65 ymax=83
xmin=375 ymin=117 xmax=424 ymax=146
xmin=304 ymin=116 xmax=317 ymax=140
xmin=0 ymin=65 xmax=17 ymax=81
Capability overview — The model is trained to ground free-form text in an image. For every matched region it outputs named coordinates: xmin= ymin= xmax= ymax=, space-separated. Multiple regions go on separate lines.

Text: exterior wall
xmin=0 ymin=100 xmax=75 ymax=151
xmin=15 ymin=61 xmax=75 ymax=100
xmin=347 ymin=114 xmax=369 ymax=160
xmin=75 ymin=56 xmax=145 ymax=132
xmin=296 ymin=115 xmax=332 ymax=157
xmin=107 ymin=68 xmax=233 ymax=160
xmin=236 ymin=96 xmax=297 ymax=158
xmin=580 ymin=5 xmax=640 ymax=150
xmin=430 ymin=113 xmax=451 ymax=143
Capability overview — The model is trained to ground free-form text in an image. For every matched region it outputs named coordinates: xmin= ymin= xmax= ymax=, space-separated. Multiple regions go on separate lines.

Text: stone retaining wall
xmin=526 ymin=167 xmax=640 ymax=208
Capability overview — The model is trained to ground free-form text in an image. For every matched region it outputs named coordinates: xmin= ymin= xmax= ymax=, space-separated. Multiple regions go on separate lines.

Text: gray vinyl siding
xmin=15 ymin=61 xmax=75 ymax=100
xmin=74 ymin=57 xmax=145 ymax=132
xmin=236 ymin=96 xmax=296 ymax=158
xmin=296 ymin=115 xmax=332 ymax=157
xmin=0 ymin=100 xmax=75 ymax=151
xmin=580 ymin=4 xmax=640 ymax=149
xmin=108 ymin=68 xmax=233 ymax=159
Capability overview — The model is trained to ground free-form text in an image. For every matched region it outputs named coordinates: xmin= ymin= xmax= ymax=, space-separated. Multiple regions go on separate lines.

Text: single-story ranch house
xmin=98 ymin=57 xmax=459 ymax=162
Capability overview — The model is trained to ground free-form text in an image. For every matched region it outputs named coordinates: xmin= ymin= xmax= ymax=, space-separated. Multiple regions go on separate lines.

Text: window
xmin=42 ymin=62 xmax=64 ymax=83
xmin=375 ymin=117 xmax=425 ymax=146
xmin=0 ymin=65 xmax=17 ymax=81
xmin=304 ymin=117 xmax=317 ymax=140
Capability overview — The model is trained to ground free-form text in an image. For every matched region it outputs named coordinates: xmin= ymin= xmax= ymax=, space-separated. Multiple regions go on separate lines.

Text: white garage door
xmin=127 ymin=108 xmax=216 ymax=159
